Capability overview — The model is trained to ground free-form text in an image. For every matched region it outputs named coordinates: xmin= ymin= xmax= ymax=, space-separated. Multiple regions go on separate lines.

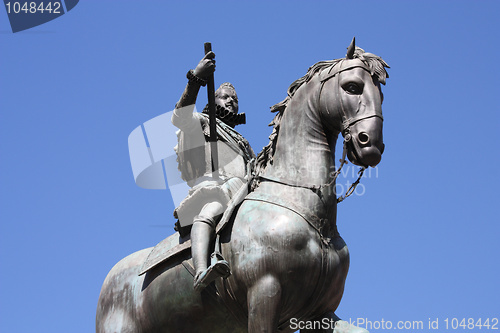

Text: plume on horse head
xmin=253 ymin=40 xmax=390 ymax=179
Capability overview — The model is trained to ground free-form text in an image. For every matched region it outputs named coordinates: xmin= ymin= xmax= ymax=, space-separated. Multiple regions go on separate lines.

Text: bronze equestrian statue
xmin=96 ymin=38 xmax=390 ymax=333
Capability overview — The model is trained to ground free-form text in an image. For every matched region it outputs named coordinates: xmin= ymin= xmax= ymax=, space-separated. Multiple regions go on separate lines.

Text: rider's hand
xmin=193 ymin=51 xmax=215 ymax=80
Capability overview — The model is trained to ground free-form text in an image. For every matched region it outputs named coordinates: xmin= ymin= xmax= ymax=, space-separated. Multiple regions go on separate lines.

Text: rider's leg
xmin=191 ymin=201 xmax=230 ymax=291
xmin=191 ymin=218 xmax=215 ymax=279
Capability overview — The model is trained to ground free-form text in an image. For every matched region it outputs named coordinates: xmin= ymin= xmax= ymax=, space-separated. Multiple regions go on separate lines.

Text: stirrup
xmin=193 ymin=259 xmax=230 ymax=292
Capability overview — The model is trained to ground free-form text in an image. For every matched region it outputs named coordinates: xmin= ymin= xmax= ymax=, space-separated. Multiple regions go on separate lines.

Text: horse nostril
xmin=358 ymin=132 xmax=370 ymax=145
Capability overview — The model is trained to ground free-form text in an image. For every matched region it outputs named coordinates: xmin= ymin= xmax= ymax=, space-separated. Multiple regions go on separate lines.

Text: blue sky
xmin=1 ymin=1 xmax=499 ymax=332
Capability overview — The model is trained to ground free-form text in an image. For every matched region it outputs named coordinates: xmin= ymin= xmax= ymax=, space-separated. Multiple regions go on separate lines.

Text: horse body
xmin=97 ymin=43 xmax=389 ymax=333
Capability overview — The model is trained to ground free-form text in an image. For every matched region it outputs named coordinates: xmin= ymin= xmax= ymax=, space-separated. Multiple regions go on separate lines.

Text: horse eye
xmin=344 ymin=82 xmax=362 ymax=94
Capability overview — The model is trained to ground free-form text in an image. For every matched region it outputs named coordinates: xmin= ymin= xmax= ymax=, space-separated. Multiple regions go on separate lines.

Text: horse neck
xmin=264 ymin=78 xmax=339 ymax=200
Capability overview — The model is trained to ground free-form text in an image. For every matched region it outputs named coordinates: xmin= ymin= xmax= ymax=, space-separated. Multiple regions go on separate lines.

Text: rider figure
xmin=172 ymin=51 xmax=255 ymax=291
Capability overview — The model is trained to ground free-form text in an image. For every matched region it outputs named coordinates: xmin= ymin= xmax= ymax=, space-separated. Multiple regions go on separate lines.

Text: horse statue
xmin=96 ymin=39 xmax=389 ymax=333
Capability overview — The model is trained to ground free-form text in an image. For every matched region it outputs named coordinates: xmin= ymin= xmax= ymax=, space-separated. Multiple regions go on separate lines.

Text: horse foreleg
xmin=300 ymin=312 xmax=369 ymax=333
xmin=247 ymin=275 xmax=282 ymax=333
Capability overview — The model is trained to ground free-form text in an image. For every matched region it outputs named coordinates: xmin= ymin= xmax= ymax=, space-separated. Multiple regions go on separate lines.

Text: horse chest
xmin=230 ymin=201 xmax=327 ymax=279
xmin=228 ymin=209 xmax=348 ymax=322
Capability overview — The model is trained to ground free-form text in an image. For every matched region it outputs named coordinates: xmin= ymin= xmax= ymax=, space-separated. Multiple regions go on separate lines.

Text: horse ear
xmin=346 ymin=37 xmax=356 ymax=59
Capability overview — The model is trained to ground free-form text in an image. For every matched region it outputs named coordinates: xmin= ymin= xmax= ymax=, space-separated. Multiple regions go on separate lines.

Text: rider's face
xmin=215 ymin=88 xmax=238 ymax=114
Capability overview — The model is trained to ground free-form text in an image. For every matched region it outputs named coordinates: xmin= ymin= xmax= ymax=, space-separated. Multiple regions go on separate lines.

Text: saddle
xmin=138 ymin=180 xmax=249 ymax=276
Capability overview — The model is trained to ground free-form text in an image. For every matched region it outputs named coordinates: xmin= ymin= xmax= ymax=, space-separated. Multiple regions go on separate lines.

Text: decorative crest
xmin=346 ymin=37 xmax=356 ymax=59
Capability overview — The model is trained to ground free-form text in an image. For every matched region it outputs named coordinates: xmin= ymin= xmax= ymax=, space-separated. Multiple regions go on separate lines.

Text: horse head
xmin=319 ymin=38 xmax=389 ymax=167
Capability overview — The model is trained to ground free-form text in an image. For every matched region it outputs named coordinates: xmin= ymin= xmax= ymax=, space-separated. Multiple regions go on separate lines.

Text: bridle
xmin=258 ymin=60 xmax=383 ymax=203
xmin=318 ymin=60 xmax=384 ymax=201
xmin=319 ymin=59 xmax=384 ymax=142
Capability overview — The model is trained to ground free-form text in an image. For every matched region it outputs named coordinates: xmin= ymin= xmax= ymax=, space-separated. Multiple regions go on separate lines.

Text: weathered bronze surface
xmin=96 ymin=39 xmax=389 ymax=333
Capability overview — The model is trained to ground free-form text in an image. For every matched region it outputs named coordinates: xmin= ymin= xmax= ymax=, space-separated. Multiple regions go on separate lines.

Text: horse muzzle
xmin=346 ymin=118 xmax=384 ymax=167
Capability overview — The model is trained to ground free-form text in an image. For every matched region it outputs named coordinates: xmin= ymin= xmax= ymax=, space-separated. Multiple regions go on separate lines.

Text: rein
xmin=257 ymin=139 xmax=363 ymax=203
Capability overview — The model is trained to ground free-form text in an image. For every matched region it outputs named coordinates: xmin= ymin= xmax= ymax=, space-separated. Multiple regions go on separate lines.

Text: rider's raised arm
xmin=172 ymin=52 xmax=215 ymax=131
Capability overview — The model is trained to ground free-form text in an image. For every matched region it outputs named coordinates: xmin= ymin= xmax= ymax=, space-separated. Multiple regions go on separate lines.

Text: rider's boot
xmin=191 ymin=217 xmax=230 ymax=292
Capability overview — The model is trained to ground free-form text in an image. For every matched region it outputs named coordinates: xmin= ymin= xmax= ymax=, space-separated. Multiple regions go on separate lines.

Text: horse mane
xmin=253 ymin=47 xmax=390 ymax=178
